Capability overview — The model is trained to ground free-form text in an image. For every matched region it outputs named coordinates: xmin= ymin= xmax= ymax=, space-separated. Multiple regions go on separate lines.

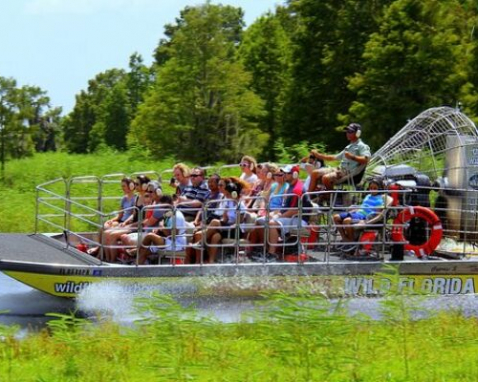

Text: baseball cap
xmin=344 ymin=123 xmax=361 ymax=134
xmin=280 ymin=164 xmax=300 ymax=174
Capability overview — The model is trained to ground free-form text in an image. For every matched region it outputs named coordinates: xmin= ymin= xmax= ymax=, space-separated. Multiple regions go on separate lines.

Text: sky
xmin=1 ymin=0 xmax=281 ymax=114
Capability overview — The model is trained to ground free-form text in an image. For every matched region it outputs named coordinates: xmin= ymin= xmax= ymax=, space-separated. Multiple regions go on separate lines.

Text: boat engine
xmin=434 ymin=135 xmax=478 ymax=241
xmin=374 ymin=164 xmax=431 ymax=208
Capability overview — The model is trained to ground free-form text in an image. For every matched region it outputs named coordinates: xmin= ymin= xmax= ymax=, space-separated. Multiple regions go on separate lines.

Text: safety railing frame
xmin=35 ymin=172 xmax=478 ymax=265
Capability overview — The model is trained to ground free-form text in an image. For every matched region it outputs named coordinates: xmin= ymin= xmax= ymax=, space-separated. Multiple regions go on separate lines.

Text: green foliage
xmin=347 ymin=0 xmax=472 ymax=149
xmin=282 ymin=0 xmax=392 ymax=151
xmin=63 ymin=90 xmax=98 ymax=154
xmin=273 ymin=139 xmax=326 ymax=164
xmin=126 ymin=52 xmax=154 ymax=114
xmin=0 ymin=77 xmax=59 ymax=164
xmin=63 ymin=69 xmax=128 ymax=153
xmin=8 ymin=1 xmax=478 ymax=165
xmin=102 ymin=82 xmax=131 ymax=151
xmin=130 ymin=3 xmax=267 ymax=165
xmin=239 ymin=12 xmax=292 ymax=159
xmin=0 ymin=151 xmax=170 ymax=233
xmin=2 ymin=291 xmax=478 ymax=381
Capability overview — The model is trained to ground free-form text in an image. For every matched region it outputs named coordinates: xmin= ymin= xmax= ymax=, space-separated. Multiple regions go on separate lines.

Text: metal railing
xmin=35 ymin=173 xmax=478 ymax=265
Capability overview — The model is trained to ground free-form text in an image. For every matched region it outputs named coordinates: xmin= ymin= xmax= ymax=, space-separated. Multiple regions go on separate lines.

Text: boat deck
xmin=0 ymin=234 xmax=102 ymax=266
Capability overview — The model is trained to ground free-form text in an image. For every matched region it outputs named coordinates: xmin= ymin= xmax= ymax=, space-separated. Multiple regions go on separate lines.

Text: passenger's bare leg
xmin=248 ymin=226 xmax=265 ymax=254
xmin=343 ymin=217 xmax=355 ymax=242
xmin=206 ymin=220 xmax=220 ymax=241
xmin=208 ymin=232 xmax=222 ymax=263
xmin=120 ymin=233 xmax=137 ymax=254
xmin=138 ymin=245 xmax=151 ymax=265
xmin=333 ymin=214 xmax=347 ymax=241
xmin=185 ymin=246 xmax=195 ymax=264
xmin=199 ymin=220 xmax=222 ymax=262
xmin=191 ymin=230 xmax=204 ymax=263
xmin=322 ymin=172 xmax=338 ymax=190
xmin=101 ymin=231 xmax=112 ymax=261
xmin=103 ymin=229 xmax=129 ymax=262
xmin=308 ymin=169 xmax=321 ymax=193
xmin=267 ymin=222 xmax=280 ymax=256
xmin=138 ymin=233 xmax=165 ymax=265
xmin=104 ymin=232 xmax=117 ymax=262
xmin=108 ymin=231 xmax=125 ymax=263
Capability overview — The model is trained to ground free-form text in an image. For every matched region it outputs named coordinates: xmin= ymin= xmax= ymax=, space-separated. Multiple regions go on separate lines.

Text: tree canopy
xmin=5 ymin=0 xmax=478 ymax=165
xmin=0 ymin=77 xmax=61 ymax=165
xmin=129 ymin=3 xmax=266 ymax=164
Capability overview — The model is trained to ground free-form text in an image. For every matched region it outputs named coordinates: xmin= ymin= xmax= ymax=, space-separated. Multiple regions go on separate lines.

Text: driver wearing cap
xmin=308 ymin=123 xmax=371 ymax=191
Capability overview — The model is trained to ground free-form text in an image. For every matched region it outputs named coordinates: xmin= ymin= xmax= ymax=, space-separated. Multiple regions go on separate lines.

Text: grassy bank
xmin=1 ymin=293 xmax=478 ymax=381
xmin=0 ymin=151 xmax=176 ymax=233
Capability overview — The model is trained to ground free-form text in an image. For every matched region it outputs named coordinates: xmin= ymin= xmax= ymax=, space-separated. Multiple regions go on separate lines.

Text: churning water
xmin=3 ymin=273 xmax=478 ymax=330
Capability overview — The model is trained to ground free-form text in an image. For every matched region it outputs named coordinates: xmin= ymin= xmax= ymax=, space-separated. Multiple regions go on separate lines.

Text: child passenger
xmin=332 ymin=178 xmax=385 ymax=245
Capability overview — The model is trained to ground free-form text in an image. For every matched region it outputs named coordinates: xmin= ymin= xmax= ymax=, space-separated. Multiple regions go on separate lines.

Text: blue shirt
xmin=358 ymin=194 xmax=384 ymax=217
xmin=120 ymin=195 xmax=136 ymax=222
xmin=269 ymin=183 xmax=288 ymax=211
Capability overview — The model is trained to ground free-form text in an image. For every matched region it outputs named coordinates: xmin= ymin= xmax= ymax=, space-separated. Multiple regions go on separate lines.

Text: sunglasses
xmin=239 ymin=163 xmax=249 ymax=168
xmin=190 ymin=174 xmax=202 ymax=178
xmin=144 ymin=193 xmax=152 ymax=198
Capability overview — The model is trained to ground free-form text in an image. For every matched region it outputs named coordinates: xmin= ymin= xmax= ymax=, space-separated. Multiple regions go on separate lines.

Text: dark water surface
xmin=3 ymin=272 xmax=478 ymax=331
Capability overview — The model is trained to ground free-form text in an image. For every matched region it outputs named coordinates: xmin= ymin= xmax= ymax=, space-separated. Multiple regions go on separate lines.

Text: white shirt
xmin=240 ymin=173 xmax=258 ymax=186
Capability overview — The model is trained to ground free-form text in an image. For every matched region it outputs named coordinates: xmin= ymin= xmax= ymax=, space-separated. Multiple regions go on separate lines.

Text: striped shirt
xmin=358 ymin=194 xmax=384 ymax=217
xmin=181 ymin=181 xmax=210 ymax=203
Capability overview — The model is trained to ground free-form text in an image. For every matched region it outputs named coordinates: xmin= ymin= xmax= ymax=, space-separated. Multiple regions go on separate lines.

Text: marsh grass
xmin=1 ymin=290 xmax=478 ymax=381
xmin=0 ymin=151 xmax=183 ymax=232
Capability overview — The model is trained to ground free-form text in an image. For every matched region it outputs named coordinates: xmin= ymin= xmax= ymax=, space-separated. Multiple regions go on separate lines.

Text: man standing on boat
xmin=308 ymin=123 xmax=371 ymax=191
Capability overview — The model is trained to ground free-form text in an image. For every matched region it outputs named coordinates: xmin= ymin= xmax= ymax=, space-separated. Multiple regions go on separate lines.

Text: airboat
xmin=2 ymin=106 xmax=478 ymax=298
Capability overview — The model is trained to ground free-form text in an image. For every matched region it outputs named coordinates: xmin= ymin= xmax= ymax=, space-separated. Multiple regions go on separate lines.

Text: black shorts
xmin=220 ymin=221 xmax=235 ymax=239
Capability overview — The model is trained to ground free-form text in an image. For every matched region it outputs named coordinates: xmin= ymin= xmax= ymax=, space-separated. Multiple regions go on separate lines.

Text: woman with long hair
xmin=239 ymin=155 xmax=258 ymax=187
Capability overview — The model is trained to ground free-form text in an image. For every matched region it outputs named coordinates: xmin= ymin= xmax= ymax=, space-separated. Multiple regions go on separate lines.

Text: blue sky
xmin=1 ymin=0 xmax=281 ymax=114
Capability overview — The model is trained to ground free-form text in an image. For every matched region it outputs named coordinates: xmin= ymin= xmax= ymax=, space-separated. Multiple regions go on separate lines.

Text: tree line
xmin=2 ymin=0 xmax=478 ymax=166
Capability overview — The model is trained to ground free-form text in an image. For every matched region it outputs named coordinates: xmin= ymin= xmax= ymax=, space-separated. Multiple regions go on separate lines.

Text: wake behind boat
xmin=2 ymin=106 xmax=478 ymax=298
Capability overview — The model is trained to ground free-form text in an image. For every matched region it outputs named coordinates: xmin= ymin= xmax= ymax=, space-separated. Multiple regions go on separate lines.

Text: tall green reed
xmin=3 ymin=286 xmax=478 ymax=381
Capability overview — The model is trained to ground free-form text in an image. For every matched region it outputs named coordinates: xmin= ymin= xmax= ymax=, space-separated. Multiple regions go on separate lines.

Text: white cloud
xmin=25 ymin=0 xmax=163 ymax=15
